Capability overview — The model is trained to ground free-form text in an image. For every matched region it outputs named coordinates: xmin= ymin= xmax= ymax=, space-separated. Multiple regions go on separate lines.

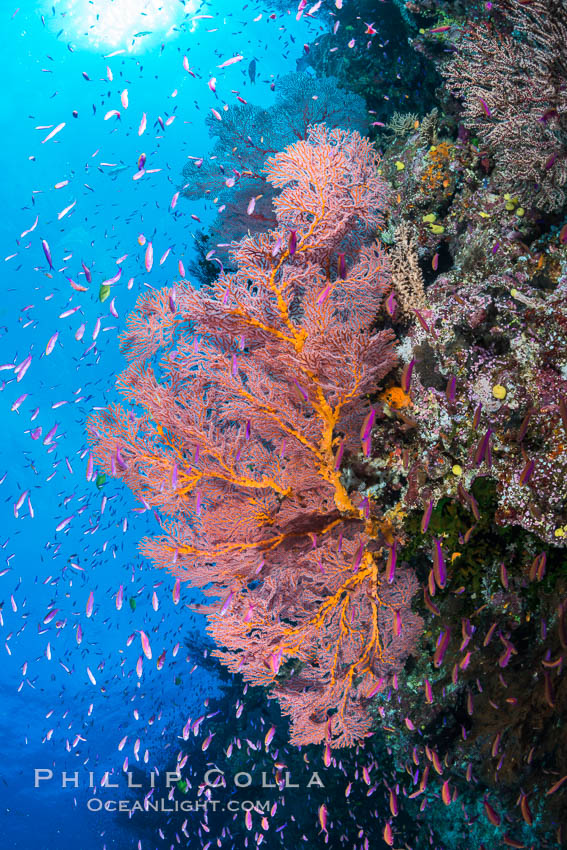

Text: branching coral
xmin=390 ymin=222 xmax=428 ymax=318
xmin=418 ymin=107 xmax=439 ymax=147
xmin=443 ymin=0 xmax=567 ymax=211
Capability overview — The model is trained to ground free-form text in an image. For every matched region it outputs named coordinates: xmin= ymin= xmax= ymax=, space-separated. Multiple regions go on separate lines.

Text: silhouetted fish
xmin=248 ymin=58 xmax=256 ymax=84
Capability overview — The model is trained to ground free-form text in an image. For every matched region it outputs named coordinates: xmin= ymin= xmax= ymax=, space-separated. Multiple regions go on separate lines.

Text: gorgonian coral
xmin=88 ymin=125 xmax=423 ymax=748
xmin=180 ymin=73 xmax=368 ymax=266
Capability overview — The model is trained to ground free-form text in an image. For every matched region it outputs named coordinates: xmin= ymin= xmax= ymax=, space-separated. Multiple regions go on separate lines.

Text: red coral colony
xmin=87 ymin=125 xmax=423 ymax=748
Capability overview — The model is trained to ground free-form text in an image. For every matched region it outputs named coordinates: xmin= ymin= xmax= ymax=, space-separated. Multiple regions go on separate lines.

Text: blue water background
xmin=0 ymin=3 xmax=320 ymax=846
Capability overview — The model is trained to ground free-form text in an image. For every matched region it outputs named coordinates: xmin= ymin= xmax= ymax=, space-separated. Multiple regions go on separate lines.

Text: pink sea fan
xmin=88 ymin=125 xmax=421 ymax=748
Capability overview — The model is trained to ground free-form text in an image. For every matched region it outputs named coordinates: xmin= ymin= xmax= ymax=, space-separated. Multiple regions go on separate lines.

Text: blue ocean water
xmin=0 ymin=4 xmax=316 ymax=847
